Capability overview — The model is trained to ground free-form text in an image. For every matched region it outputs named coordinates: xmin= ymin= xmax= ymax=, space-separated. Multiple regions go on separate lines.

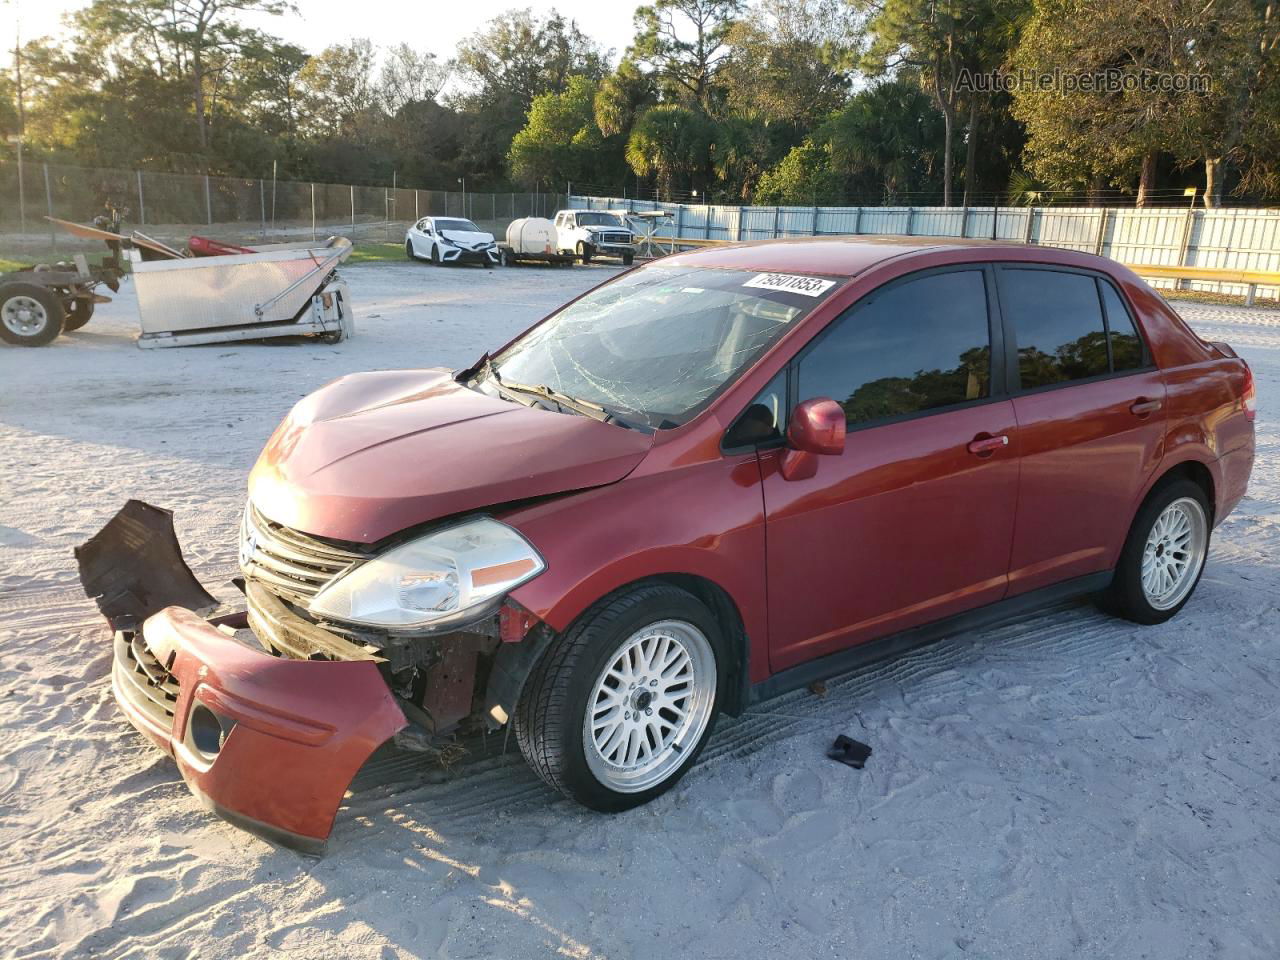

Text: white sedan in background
xmin=405 ymin=217 xmax=499 ymax=267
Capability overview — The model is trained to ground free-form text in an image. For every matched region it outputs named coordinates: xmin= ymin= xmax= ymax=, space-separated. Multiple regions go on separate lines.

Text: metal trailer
xmin=616 ymin=210 xmax=676 ymax=260
xmin=495 ymin=244 xmax=577 ymax=267
xmin=130 ymin=237 xmax=355 ymax=349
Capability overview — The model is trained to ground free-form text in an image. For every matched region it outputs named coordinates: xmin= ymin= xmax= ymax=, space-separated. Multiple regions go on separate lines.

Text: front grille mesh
xmin=599 ymin=232 xmax=631 ymax=244
xmin=114 ymin=631 xmax=180 ymax=723
xmin=241 ymin=504 xmax=367 ymax=607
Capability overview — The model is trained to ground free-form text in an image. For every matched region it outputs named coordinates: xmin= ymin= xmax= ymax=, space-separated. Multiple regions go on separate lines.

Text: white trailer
xmin=496 ymin=217 xmax=576 ymax=266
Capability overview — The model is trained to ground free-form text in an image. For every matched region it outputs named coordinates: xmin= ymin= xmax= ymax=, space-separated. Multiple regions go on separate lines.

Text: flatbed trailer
xmin=495 ymin=244 xmax=577 ymax=267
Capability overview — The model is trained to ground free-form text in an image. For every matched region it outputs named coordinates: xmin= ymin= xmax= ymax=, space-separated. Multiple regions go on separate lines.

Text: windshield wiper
xmin=474 ymin=358 xmax=645 ymax=431
xmin=498 ymin=378 xmax=614 ymax=422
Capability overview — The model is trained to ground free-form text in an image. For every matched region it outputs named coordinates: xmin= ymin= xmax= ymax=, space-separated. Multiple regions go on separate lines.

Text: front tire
xmin=1099 ymin=478 xmax=1210 ymax=624
xmin=515 ymin=583 xmax=722 ymax=811
xmin=430 ymin=245 xmax=440 ymax=266
xmin=0 ymin=283 xmax=65 ymax=347
xmin=405 ymin=239 xmax=418 ymax=261
xmin=622 ymin=252 xmax=634 ymax=266
xmin=576 ymin=241 xmax=593 ymax=264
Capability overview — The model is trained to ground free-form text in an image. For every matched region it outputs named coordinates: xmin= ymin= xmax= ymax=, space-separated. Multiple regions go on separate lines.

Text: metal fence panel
xmin=568 ymin=194 xmax=1280 ymax=298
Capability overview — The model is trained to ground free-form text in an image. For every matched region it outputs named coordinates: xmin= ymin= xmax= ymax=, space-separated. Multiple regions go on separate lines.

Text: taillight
xmin=1242 ymin=363 xmax=1256 ymax=422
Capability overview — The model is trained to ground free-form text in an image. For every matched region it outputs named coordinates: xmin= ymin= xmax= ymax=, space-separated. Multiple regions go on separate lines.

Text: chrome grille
xmin=599 ymin=232 xmax=631 ymax=244
xmin=241 ymin=504 xmax=366 ymax=606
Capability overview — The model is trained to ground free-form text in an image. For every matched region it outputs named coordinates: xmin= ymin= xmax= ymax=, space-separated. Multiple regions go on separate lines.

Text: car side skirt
xmin=748 ymin=571 xmax=1114 ymax=705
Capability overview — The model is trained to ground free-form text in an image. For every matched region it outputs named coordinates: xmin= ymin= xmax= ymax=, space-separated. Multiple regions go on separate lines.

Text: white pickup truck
xmin=553 ymin=210 xmax=636 ymax=265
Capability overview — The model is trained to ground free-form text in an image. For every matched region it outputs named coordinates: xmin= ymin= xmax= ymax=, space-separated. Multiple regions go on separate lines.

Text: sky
xmin=7 ymin=0 xmax=638 ymax=63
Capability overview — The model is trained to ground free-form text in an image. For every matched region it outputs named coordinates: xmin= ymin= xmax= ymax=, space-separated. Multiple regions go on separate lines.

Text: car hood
xmin=438 ymin=230 xmax=494 ymax=247
xmin=584 ymin=225 xmax=628 ymax=235
xmin=248 ymin=369 xmax=653 ymax=544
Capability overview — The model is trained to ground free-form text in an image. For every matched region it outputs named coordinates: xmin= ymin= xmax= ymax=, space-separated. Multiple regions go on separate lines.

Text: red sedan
xmin=81 ymin=237 xmax=1256 ymax=851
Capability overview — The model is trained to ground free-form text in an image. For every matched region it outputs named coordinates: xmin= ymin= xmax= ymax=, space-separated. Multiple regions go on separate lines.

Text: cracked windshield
xmin=485 ymin=265 xmax=842 ymax=429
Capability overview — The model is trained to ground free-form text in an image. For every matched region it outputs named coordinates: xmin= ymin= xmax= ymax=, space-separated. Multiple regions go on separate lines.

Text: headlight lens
xmin=307 ymin=517 xmax=544 ymax=629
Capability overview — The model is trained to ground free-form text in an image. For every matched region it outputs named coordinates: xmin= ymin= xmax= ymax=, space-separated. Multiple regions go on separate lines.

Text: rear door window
xmin=796 ymin=269 xmax=992 ymax=428
xmin=1001 ymin=269 xmax=1110 ymax=389
xmin=1099 ymin=280 xmax=1146 ymax=371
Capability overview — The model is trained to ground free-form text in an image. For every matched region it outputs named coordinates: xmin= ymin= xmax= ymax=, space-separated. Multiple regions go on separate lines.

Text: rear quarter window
xmin=1099 ymin=280 xmax=1147 ymax=371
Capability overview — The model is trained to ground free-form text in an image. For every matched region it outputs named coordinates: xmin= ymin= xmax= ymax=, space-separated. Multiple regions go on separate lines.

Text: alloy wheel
xmin=583 ymin=619 xmax=716 ymax=793
xmin=1141 ymin=496 xmax=1208 ymax=610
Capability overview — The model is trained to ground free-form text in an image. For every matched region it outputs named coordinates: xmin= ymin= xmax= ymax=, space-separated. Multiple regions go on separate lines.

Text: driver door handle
xmin=967 ymin=434 xmax=1010 ymax=455
xmin=1130 ymin=398 xmax=1163 ymax=417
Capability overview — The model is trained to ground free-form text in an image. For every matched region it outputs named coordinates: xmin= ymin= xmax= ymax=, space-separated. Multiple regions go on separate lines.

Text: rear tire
xmin=514 ymin=583 xmax=723 ymax=811
xmin=1098 ymin=478 xmax=1210 ymax=624
xmin=0 ymin=283 xmax=65 ymax=347
xmin=64 ymin=298 xmax=94 ymax=331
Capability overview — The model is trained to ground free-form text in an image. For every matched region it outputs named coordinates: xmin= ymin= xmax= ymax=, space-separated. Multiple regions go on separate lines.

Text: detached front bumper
xmin=113 ymin=607 xmax=406 ymax=853
xmin=80 ymin=500 xmax=406 ymax=853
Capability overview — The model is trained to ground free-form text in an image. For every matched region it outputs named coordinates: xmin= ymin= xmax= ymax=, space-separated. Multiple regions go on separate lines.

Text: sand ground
xmin=1 ymin=259 xmax=1277 ymax=960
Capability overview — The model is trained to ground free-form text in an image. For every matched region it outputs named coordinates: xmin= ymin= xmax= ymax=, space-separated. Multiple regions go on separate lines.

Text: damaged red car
xmin=79 ymin=238 xmax=1256 ymax=852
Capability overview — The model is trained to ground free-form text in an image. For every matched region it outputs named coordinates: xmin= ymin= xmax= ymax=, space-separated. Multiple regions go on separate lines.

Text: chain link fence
xmin=0 ymin=160 xmax=568 ymax=258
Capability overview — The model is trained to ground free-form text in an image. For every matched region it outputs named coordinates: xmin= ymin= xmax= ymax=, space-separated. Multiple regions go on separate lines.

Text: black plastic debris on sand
xmin=828 ymin=735 xmax=872 ymax=769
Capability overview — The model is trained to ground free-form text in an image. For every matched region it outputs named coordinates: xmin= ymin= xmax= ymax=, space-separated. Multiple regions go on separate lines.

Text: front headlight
xmin=307 ymin=517 xmax=545 ymax=630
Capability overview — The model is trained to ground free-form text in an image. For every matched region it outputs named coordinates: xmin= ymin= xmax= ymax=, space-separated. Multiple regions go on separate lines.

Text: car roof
xmin=660 ymin=235 xmax=1109 ymax=279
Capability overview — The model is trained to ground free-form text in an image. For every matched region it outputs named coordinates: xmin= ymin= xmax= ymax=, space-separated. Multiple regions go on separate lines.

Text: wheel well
xmin=487 ymin=574 xmax=753 ymax=727
xmin=650 ymin=573 xmax=750 ymax=717
xmin=1151 ymin=460 xmax=1216 ymax=523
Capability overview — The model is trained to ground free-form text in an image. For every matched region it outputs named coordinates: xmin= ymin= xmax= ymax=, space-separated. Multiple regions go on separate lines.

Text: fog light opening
xmin=189 ymin=703 xmax=236 ymax=759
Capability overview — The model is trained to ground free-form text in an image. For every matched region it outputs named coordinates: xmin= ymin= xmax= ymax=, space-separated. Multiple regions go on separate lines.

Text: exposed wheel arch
xmin=1161 ymin=460 xmax=1215 ymax=523
xmin=1145 ymin=459 xmax=1216 ymax=526
xmin=485 ymin=573 xmax=751 ymax=727
xmin=647 ymin=573 xmax=749 ymax=716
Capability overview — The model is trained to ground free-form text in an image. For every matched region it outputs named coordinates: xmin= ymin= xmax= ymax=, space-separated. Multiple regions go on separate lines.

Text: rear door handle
xmin=1130 ymin=398 xmax=1163 ymax=417
xmin=967 ymin=434 xmax=1009 ymax=455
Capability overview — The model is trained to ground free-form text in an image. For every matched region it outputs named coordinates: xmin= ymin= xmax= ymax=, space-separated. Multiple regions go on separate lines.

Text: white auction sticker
xmin=742 ymin=273 xmax=837 ymax=298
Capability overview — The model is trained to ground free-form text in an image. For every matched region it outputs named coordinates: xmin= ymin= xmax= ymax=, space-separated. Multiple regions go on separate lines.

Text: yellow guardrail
xmin=1122 ymin=263 xmax=1280 ymax=305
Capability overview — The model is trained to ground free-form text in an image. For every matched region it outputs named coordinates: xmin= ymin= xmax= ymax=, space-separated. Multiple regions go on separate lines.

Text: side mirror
xmin=781 ymin=397 xmax=846 ymax=481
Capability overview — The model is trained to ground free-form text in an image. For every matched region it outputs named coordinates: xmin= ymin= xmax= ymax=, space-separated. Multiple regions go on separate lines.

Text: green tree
xmin=595 ymin=58 xmax=658 ymax=138
xmin=859 ymin=0 xmax=1019 ymax=205
xmin=721 ymin=0 xmax=857 ymax=131
xmin=631 ymin=0 xmax=743 ymax=110
xmin=624 ymin=103 xmax=716 ymax=197
xmin=453 ymin=8 xmax=606 ymax=183
xmin=822 ymin=77 xmax=944 ymax=200
xmin=509 ymin=75 xmax=623 ymax=188
xmin=710 ymin=113 xmax=772 ymax=200
xmin=73 ymin=0 xmax=291 ymax=156
xmin=753 ymin=140 xmax=844 ymax=203
xmin=1011 ymin=0 xmax=1279 ymax=205
xmin=379 ymin=44 xmax=450 ymax=115
xmin=296 ymin=40 xmax=380 ymax=140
